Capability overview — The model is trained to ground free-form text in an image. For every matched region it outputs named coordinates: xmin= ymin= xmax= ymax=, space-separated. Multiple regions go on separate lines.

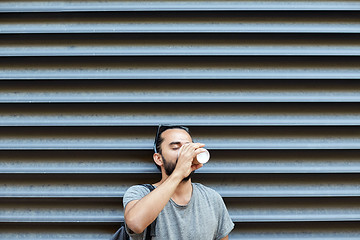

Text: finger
xmin=179 ymin=143 xmax=196 ymax=154
xmin=194 ymin=142 xmax=205 ymax=146
xmin=179 ymin=143 xmax=205 ymax=157
xmin=177 ymin=144 xmax=195 ymax=160
xmin=183 ymin=143 xmax=204 ymax=151
xmin=191 ymin=163 xmax=203 ymax=171
xmin=193 ymin=143 xmax=205 ymax=149
xmin=178 ymin=143 xmax=193 ymax=153
xmin=178 ymin=144 xmax=190 ymax=157
xmin=178 ymin=145 xmax=185 ymax=155
xmin=194 ymin=148 xmax=206 ymax=155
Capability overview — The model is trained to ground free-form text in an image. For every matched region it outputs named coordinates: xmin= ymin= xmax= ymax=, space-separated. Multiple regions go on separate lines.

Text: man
xmin=123 ymin=125 xmax=234 ymax=239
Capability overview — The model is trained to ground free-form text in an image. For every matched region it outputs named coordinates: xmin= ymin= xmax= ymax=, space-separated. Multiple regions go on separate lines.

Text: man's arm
xmin=124 ymin=143 xmax=204 ymax=234
xmin=124 ymin=172 xmax=183 ymax=234
xmin=221 ymin=235 xmax=229 ymax=240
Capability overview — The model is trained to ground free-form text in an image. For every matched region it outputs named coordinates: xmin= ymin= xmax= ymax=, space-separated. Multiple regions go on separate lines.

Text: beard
xmin=161 ymin=153 xmax=194 ymax=182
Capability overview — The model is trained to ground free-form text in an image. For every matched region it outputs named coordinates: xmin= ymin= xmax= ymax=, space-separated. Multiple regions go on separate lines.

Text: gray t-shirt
xmin=123 ymin=183 xmax=234 ymax=240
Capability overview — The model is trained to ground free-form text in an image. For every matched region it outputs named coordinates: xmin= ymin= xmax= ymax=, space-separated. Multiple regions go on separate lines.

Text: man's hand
xmin=173 ymin=142 xmax=206 ymax=179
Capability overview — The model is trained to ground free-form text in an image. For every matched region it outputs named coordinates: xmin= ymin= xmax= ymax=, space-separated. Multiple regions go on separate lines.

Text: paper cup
xmin=178 ymin=145 xmax=210 ymax=164
xmin=195 ymin=149 xmax=210 ymax=164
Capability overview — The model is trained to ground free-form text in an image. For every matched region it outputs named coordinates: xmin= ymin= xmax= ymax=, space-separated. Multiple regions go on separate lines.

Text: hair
xmin=153 ymin=125 xmax=191 ymax=171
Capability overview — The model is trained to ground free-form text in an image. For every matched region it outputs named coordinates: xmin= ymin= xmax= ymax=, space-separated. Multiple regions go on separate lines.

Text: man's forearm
xmin=124 ymin=172 xmax=183 ymax=234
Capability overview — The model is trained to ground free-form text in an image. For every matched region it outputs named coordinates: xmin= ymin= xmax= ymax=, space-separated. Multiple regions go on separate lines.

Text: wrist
xmin=169 ymin=170 xmax=183 ymax=184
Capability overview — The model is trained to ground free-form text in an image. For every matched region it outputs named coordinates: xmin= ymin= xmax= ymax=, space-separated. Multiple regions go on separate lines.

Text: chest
xmin=154 ymin=199 xmax=218 ymax=239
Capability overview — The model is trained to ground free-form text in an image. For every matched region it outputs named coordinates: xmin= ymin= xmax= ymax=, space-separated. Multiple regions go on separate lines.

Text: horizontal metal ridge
xmin=1 ymin=103 xmax=360 ymax=127
xmin=1 ymin=215 xmax=360 ymax=224
xmin=1 ymin=223 xmax=360 ymax=240
xmin=2 ymin=149 xmax=360 ymax=174
xmin=0 ymin=224 xmax=116 ymax=240
xmin=1 ymin=56 xmax=360 ymax=80
xmin=230 ymin=222 xmax=360 ymax=240
xmin=0 ymin=217 xmax=122 ymax=223
xmin=1 ymin=222 xmax=360 ymax=240
xmin=2 ymin=34 xmax=360 ymax=57
xmin=1 ymin=192 xmax=360 ymax=199
xmin=1 ymin=11 xmax=360 ymax=34
xmin=2 ymin=166 xmax=360 ymax=174
xmin=1 ymin=1 xmax=360 ymax=12
xmin=2 ymin=223 xmax=360 ymax=240
xmin=1 ymin=103 xmax=360 ymax=126
xmin=233 ymin=216 xmax=360 ymax=222
xmin=2 ymin=217 xmax=360 ymax=223
xmin=1 ymin=197 xmax=360 ymax=223
xmin=1 ymin=126 xmax=360 ymax=150
xmin=1 ymin=79 xmax=360 ymax=103
xmin=1 ymin=174 xmax=360 ymax=198
xmin=229 ymin=197 xmax=360 ymax=223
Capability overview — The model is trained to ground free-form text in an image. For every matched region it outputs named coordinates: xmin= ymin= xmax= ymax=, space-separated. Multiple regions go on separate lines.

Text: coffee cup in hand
xmin=177 ymin=145 xmax=210 ymax=165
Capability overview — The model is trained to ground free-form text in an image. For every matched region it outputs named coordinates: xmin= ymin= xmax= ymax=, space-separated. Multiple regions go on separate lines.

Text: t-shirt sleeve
xmin=123 ymin=185 xmax=152 ymax=239
xmin=123 ymin=185 xmax=151 ymax=209
xmin=214 ymin=192 xmax=234 ymax=240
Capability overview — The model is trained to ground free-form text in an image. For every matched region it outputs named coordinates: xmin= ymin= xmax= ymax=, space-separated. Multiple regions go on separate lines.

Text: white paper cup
xmin=177 ymin=145 xmax=210 ymax=164
xmin=195 ymin=149 xmax=210 ymax=164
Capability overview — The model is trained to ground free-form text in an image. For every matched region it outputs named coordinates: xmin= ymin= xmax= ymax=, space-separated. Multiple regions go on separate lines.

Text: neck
xmin=172 ymin=178 xmax=193 ymax=206
xmin=174 ymin=178 xmax=192 ymax=194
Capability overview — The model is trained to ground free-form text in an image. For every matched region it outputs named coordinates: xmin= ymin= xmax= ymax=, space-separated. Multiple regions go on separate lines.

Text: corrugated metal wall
xmin=1 ymin=1 xmax=360 ymax=239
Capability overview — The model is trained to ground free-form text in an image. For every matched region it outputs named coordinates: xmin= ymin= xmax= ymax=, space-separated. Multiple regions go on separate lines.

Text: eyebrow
xmin=169 ymin=141 xmax=190 ymax=146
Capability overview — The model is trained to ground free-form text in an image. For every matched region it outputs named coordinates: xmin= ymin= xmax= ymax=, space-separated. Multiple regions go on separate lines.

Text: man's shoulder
xmin=193 ymin=182 xmax=217 ymax=192
xmin=123 ymin=184 xmax=153 ymax=208
xmin=125 ymin=184 xmax=152 ymax=195
xmin=193 ymin=182 xmax=222 ymax=200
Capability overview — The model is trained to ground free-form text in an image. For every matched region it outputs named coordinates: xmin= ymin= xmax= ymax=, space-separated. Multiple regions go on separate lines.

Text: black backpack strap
xmin=141 ymin=184 xmax=157 ymax=240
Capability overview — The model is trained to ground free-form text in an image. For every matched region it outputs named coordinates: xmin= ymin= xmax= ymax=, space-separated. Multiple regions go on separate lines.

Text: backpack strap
xmin=141 ymin=184 xmax=157 ymax=240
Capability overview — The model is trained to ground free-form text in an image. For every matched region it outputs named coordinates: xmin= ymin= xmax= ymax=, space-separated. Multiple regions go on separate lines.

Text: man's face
xmin=159 ymin=128 xmax=194 ymax=181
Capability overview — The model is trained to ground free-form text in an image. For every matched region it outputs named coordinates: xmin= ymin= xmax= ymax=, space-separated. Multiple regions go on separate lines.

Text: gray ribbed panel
xmin=1 ymin=80 xmax=360 ymax=103
xmin=1 ymin=0 xmax=360 ymax=12
xmin=1 ymin=173 xmax=360 ymax=198
xmin=1 ymin=1 xmax=360 ymax=239
xmin=1 ymin=222 xmax=360 ymax=240
xmin=1 ymin=103 xmax=360 ymax=126
xmin=1 ymin=12 xmax=360 ymax=34
xmin=1 ymin=197 xmax=360 ymax=223
xmin=1 ymin=126 xmax=360 ymax=150
xmin=2 ymin=150 xmax=360 ymax=174
xmin=2 ymin=34 xmax=360 ymax=57
xmin=1 ymin=57 xmax=360 ymax=79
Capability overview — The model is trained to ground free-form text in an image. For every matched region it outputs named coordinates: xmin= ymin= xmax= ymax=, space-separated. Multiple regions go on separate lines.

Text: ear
xmin=153 ymin=153 xmax=163 ymax=168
